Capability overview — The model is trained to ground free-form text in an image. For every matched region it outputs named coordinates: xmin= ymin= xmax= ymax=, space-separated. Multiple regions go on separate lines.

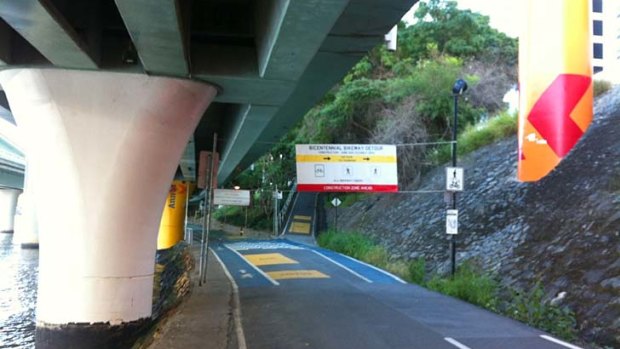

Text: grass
xmin=317 ymin=230 xmax=424 ymax=283
xmin=429 ymin=110 xmax=517 ymax=165
xmin=317 ymin=229 xmax=578 ymax=342
xmin=426 ymin=262 xmax=499 ymax=310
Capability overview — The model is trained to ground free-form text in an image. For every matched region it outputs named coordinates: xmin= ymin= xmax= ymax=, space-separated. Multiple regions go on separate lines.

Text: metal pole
xmin=201 ymin=133 xmax=218 ymax=285
xmin=198 ymin=195 xmax=207 ymax=286
xmin=450 ymin=95 xmax=458 ymax=277
xmin=335 ymin=203 xmax=338 ymax=234
xmin=273 ymin=185 xmax=278 ymax=235
xmin=184 ymin=181 xmax=190 ymax=244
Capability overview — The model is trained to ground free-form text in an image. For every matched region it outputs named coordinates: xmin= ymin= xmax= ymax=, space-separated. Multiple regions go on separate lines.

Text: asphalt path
xmin=210 ymin=239 xmax=586 ymax=349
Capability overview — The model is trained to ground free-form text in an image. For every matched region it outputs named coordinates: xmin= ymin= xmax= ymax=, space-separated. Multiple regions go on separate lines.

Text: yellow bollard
xmin=157 ymin=180 xmax=188 ymax=250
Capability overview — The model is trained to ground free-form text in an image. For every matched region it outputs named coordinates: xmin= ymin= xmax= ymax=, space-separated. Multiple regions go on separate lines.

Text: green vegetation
xmin=427 ymin=263 xmax=499 ymax=310
xmin=317 ymin=230 xmax=425 ymax=283
xmin=429 ymin=111 xmax=517 ymax=164
xmin=220 ymin=0 xmax=519 ymax=229
xmin=317 ymin=230 xmax=577 ymax=342
xmin=593 ymin=80 xmax=612 ymax=97
xmin=506 ymin=284 xmax=577 ymax=341
xmin=213 ymin=205 xmax=272 ymax=231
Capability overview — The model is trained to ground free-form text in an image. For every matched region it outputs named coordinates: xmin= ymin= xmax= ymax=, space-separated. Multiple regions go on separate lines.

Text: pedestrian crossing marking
xmin=293 ymin=215 xmax=312 ymax=221
xmin=266 ymin=270 xmax=330 ymax=280
xmin=289 ymin=221 xmax=311 ymax=234
xmin=244 ymin=253 xmax=299 ymax=266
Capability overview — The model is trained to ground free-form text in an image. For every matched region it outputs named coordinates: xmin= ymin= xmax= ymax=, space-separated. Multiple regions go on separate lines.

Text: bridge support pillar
xmin=13 ymin=167 xmax=39 ymax=248
xmin=0 ymin=69 xmax=216 ymax=348
xmin=0 ymin=187 xmax=21 ymax=233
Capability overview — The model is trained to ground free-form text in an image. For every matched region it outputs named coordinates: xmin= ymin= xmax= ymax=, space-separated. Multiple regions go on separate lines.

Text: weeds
xmin=426 ymin=262 xmax=499 ymax=310
xmin=506 ymin=283 xmax=577 ymax=341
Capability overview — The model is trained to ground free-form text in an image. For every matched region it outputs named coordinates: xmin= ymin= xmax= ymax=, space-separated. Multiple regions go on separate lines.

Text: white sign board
xmin=446 ymin=209 xmax=458 ymax=235
xmin=296 ymin=144 xmax=398 ymax=192
xmin=331 ymin=198 xmax=342 ymax=207
xmin=213 ymin=189 xmax=250 ymax=206
xmin=446 ymin=167 xmax=464 ymax=192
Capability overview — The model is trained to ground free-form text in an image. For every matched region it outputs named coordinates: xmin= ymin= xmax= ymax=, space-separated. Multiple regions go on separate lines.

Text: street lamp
xmin=449 ymin=78 xmax=467 ymax=277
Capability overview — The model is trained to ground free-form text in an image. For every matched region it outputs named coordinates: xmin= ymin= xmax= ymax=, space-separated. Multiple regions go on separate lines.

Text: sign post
xmin=199 ymin=134 xmax=218 ymax=286
xmin=331 ymin=197 xmax=342 ymax=233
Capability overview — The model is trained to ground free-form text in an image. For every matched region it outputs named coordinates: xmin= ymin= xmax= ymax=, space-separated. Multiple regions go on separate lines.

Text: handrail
xmin=277 ymin=179 xmax=297 ymax=232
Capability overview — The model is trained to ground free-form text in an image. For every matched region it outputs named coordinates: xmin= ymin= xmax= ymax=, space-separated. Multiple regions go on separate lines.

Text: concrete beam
xmin=0 ymin=0 xmax=98 ymax=69
xmin=115 ymin=0 xmax=189 ymax=76
xmin=331 ymin=0 xmax=417 ymax=36
xmin=0 ymin=20 xmax=11 ymax=65
xmin=221 ymin=51 xmax=363 ymax=182
xmin=217 ymin=105 xmax=279 ymax=183
xmin=192 ymin=44 xmax=295 ymax=106
xmin=255 ymin=0 xmax=349 ymax=80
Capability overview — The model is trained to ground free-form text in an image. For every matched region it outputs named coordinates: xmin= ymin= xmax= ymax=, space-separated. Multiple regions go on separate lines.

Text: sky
xmin=403 ymin=0 xmax=526 ymax=38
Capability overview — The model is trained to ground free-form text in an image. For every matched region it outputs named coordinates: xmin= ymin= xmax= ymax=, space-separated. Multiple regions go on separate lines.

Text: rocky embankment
xmin=327 ymin=88 xmax=620 ymax=347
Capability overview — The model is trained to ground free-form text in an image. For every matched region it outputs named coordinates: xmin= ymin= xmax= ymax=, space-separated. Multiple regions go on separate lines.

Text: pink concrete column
xmin=0 ymin=69 xmax=216 ymax=347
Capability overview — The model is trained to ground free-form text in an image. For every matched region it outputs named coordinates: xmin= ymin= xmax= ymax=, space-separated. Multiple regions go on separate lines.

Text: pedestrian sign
xmin=446 ymin=167 xmax=464 ymax=192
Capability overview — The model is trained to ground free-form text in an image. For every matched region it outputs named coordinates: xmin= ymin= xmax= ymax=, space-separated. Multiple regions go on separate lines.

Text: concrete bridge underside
xmin=0 ymin=0 xmax=416 ymax=183
xmin=0 ymin=1 xmax=417 ymax=347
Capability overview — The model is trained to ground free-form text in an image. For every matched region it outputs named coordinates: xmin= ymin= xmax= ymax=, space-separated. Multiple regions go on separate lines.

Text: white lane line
xmin=209 ymin=248 xmax=247 ymax=349
xmin=540 ymin=335 xmax=583 ymax=349
xmin=444 ymin=337 xmax=472 ymax=349
xmin=339 ymin=253 xmax=407 ymax=284
xmin=223 ymin=244 xmax=280 ymax=286
xmin=310 ymin=250 xmax=373 ymax=283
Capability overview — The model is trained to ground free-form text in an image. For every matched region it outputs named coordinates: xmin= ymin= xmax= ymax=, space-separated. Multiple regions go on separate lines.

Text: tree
xmin=397 ymin=0 xmax=517 ymax=65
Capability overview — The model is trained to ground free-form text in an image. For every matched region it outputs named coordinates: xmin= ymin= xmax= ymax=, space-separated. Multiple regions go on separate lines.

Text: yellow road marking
xmin=296 ymin=155 xmax=396 ymax=163
xmin=244 ymin=253 xmax=298 ymax=266
xmin=266 ymin=270 xmax=330 ymax=280
xmin=293 ymin=215 xmax=312 ymax=221
xmin=289 ymin=222 xmax=310 ymax=234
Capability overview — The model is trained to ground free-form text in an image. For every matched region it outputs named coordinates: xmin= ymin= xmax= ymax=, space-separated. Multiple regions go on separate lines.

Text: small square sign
xmin=446 ymin=167 xmax=464 ymax=192
xmin=446 ymin=209 xmax=458 ymax=235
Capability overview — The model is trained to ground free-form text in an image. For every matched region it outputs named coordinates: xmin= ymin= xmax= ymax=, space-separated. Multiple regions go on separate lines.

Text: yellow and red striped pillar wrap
xmin=518 ymin=0 xmax=593 ymax=182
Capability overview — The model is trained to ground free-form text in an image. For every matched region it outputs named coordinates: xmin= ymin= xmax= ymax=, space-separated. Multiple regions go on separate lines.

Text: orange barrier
xmin=518 ymin=0 xmax=592 ymax=181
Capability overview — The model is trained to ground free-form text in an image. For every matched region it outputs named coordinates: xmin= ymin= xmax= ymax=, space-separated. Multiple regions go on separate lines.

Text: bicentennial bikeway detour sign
xmin=295 ymin=144 xmax=398 ymax=192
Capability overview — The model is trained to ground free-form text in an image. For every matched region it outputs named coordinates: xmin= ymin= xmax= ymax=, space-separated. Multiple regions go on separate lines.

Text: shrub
xmin=427 ymin=262 xmax=499 ymax=310
xmin=407 ymin=258 xmax=426 ymax=284
xmin=317 ymin=230 xmax=375 ymax=260
xmin=504 ymin=283 xmax=577 ymax=341
xmin=428 ymin=110 xmax=517 ymax=165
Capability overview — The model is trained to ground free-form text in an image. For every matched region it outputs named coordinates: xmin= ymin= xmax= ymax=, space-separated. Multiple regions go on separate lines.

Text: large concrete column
xmin=0 ymin=187 xmax=20 ymax=233
xmin=13 ymin=165 xmax=39 ymax=248
xmin=0 ymin=69 xmax=216 ymax=348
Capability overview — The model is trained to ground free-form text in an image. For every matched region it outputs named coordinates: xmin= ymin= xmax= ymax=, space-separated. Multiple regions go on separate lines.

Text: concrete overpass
xmin=0 ymin=1 xmax=417 ymax=347
xmin=0 ymin=0 xmax=414 ymax=183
